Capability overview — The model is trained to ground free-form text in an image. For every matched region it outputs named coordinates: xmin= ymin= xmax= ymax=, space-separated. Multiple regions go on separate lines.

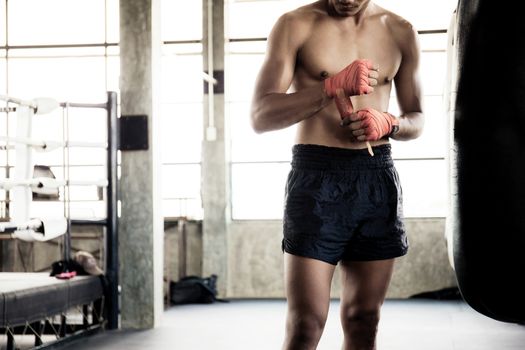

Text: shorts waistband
xmin=291 ymin=144 xmax=393 ymax=171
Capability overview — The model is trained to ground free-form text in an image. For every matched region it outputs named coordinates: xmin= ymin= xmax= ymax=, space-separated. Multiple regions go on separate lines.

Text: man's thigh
xmin=339 ymin=259 xmax=395 ymax=308
xmin=284 ymin=253 xmax=336 ymax=316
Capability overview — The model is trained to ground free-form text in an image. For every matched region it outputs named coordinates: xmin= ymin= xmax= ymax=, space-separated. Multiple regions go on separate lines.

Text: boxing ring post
xmin=60 ymin=91 xmax=120 ymax=330
xmin=105 ymin=91 xmax=119 ymax=330
xmin=57 ymin=91 xmax=120 ymax=330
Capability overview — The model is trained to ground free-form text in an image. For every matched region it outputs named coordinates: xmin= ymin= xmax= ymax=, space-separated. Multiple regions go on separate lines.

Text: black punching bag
xmin=453 ymin=0 xmax=525 ymax=323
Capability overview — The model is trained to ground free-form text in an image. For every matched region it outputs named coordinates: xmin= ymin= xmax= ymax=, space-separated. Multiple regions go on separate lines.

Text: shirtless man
xmin=251 ymin=1 xmax=424 ymax=349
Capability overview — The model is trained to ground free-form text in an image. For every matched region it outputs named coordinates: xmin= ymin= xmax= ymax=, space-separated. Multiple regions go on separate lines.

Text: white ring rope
xmin=0 ymin=94 xmax=37 ymax=109
xmin=0 ymin=217 xmax=67 ymax=242
xmin=0 ymin=136 xmax=107 ymax=151
xmin=0 ymin=218 xmax=42 ymax=233
xmin=0 ymin=95 xmax=59 ymax=115
xmin=0 ymin=177 xmax=109 ymax=190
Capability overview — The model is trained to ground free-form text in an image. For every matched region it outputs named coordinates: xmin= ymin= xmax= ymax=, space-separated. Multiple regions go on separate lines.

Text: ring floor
xmin=52 ymin=299 xmax=525 ymax=350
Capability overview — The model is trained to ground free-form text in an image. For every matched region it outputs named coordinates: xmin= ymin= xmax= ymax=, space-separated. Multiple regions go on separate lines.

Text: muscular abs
xmin=293 ymin=14 xmax=402 ymax=148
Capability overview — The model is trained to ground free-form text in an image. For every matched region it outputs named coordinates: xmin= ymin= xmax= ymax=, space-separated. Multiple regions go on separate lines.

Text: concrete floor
xmin=59 ymin=299 xmax=525 ymax=350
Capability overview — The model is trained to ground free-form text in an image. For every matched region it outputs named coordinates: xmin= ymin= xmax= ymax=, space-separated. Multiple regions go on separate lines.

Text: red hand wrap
xmin=355 ymin=108 xmax=399 ymax=141
xmin=324 ymin=59 xmax=373 ymax=98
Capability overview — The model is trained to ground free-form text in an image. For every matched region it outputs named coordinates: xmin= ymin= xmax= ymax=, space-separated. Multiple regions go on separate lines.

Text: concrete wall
xmin=164 ymin=220 xmax=203 ymax=282
xmin=227 ymin=218 xmax=457 ymax=299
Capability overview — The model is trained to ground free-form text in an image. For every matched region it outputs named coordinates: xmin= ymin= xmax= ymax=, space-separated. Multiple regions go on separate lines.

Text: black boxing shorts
xmin=282 ymin=144 xmax=408 ymax=265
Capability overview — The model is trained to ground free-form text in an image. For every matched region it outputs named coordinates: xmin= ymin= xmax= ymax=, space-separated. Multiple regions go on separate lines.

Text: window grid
xmin=160 ymin=42 xmax=204 ymax=219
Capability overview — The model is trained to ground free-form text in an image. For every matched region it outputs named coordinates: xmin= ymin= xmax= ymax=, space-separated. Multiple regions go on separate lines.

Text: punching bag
xmin=451 ymin=0 xmax=525 ymax=323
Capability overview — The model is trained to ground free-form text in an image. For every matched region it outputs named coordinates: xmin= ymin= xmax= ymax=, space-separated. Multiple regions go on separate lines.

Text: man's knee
xmin=341 ymin=306 xmax=380 ymax=332
xmin=286 ymin=313 xmax=326 ymax=346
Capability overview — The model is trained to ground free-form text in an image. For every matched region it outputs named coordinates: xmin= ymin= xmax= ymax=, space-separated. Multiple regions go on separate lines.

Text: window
xmin=8 ymin=48 xmax=107 ymax=102
xmin=374 ymin=0 xmax=457 ymax=30
xmin=161 ymin=0 xmax=203 ymax=42
xmin=1 ymin=0 xmax=205 ymax=220
xmin=160 ymin=0 xmax=204 ymax=219
xmin=1 ymin=0 xmax=117 ymax=220
xmin=0 ymin=1 xmax=5 ymax=46
xmin=7 ymin=0 xmax=106 ymax=45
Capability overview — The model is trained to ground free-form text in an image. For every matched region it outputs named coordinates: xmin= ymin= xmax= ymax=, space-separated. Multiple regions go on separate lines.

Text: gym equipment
xmin=448 ymin=0 xmax=525 ymax=323
xmin=0 ymin=136 xmax=107 ymax=151
xmin=0 ymin=92 xmax=120 ymax=349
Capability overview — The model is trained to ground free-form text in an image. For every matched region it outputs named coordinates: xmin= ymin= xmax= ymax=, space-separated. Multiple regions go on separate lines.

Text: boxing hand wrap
xmin=324 ymin=59 xmax=374 ymax=98
xmin=355 ymin=107 xmax=399 ymax=141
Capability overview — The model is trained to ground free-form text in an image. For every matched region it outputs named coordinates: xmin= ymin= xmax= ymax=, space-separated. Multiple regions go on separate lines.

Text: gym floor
xmin=60 ymin=299 xmax=525 ymax=350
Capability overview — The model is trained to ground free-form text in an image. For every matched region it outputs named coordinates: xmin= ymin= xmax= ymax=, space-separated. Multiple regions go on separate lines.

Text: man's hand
xmin=343 ymin=107 xmax=399 ymax=141
xmin=324 ymin=59 xmax=379 ymax=98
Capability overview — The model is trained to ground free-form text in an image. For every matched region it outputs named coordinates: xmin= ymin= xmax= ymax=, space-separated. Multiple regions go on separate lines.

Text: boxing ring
xmin=0 ymin=92 xmax=118 ymax=349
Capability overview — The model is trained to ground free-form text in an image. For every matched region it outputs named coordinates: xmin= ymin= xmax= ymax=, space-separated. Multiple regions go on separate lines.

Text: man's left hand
xmin=342 ymin=107 xmax=399 ymax=141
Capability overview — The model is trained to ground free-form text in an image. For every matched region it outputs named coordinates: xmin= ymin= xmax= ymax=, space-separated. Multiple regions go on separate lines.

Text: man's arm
xmin=250 ymin=13 xmax=330 ymax=134
xmin=391 ymin=23 xmax=424 ymax=141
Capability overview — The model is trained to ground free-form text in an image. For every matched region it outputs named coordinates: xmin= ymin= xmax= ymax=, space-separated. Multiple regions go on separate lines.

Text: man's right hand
xmin=324 ymin=59 xmax=378 ymax=98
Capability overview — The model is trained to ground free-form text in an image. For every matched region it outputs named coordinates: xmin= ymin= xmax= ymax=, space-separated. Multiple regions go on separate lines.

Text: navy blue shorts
xmin=282 ymin=144 xmax=408 ymax=265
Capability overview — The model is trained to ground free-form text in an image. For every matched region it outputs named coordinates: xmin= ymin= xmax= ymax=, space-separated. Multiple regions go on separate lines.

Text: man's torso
xmin=289 ymin=1 xmax=404 ymax=149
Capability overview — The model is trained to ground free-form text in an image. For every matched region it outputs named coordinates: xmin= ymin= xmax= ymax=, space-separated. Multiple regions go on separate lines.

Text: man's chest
xmin=297 ymin=24 xmax=402 ymax=85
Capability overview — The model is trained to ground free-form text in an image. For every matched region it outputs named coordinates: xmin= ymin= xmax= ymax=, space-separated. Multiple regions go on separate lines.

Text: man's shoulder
xmin=377 ymin=6 xmax=416 ymax=38
xmin=371 ymin=5 xmax=417 ymax=49
xmin=278 ymin=1 xmax=325 ymax=27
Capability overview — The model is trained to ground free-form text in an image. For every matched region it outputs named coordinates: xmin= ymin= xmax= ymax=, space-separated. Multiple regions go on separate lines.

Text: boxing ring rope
xmin=0 ymin=95 xmax=60 ymax=115
xmin=0 ymin=178 xmax=109 ymax=190
xmin=0 ymin=95 xmax=106 ymax=112
xmin=0 ymin=95 xmax=39 ymax=110
xmin=0 ymin=218 xmax=67 ymax=242
xmin=0 ymin=136 xmax=107 ymax=151
xmin=0 ymin=92 xmax=119 ymax=349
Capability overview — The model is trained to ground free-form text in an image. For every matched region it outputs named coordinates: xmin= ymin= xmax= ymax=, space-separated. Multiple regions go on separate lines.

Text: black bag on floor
xmin=170 ymin=274 xmax=224 ymax=305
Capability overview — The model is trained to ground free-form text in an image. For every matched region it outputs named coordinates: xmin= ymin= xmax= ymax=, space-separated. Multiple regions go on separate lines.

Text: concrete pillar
xmin=201 ymin=0 xmax=229 ymax=296
xmin=119 ymin=0 xmax=163 ymax=328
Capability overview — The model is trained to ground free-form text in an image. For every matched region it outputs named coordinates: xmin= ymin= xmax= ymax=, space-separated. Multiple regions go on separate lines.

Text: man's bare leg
xmin=339 ymin=259 xmax=395 ymax=350
xmin=282 ymin=253 xmax=336 ymax=350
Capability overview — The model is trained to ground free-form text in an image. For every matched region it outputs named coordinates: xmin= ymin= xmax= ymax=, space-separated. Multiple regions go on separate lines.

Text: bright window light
xmin=394 ymin=159 xmax=447 ymax=218
xmin=161 ymin=0 xmax=203 ymax=41
xmin=160 ymin=39 xmax=204 ymax=218
xmin=229 ymin=102 xmax=296 ymax=163
xmin=160 ymin=103 xmax=203 ymax=164
xmin=8 ymin=51 xmax=107 ymax=102
xmin=106 ymin=0 xmax=120 ymax=43
xmin=7 ymin=0 xmax=106 ymax=45
xmin=374 ymin=0 xmax=457 ymax=30
xmin=0 ymin=1 xmax=5 ymax=46
xmin=161 ymin=48 xmax=203 ymax=104
xmin=162 ymin=164 xmax=203 ymax=219
xmin=0 ymin=55 xmax=5 ymax=94
xmin=231 ymin=162 xmax=291 ymax=220
xmin=226 ymin=53 xmax=265 ymax=102
xmin=226 ymin=0 xmax=311 ymax=39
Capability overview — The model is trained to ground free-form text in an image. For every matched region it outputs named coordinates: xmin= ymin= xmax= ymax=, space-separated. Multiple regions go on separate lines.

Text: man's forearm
xmin=251 ymin=83 xmax=331 ymax=133
xmin=391 ymin=112 xmax=424 ymax=141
